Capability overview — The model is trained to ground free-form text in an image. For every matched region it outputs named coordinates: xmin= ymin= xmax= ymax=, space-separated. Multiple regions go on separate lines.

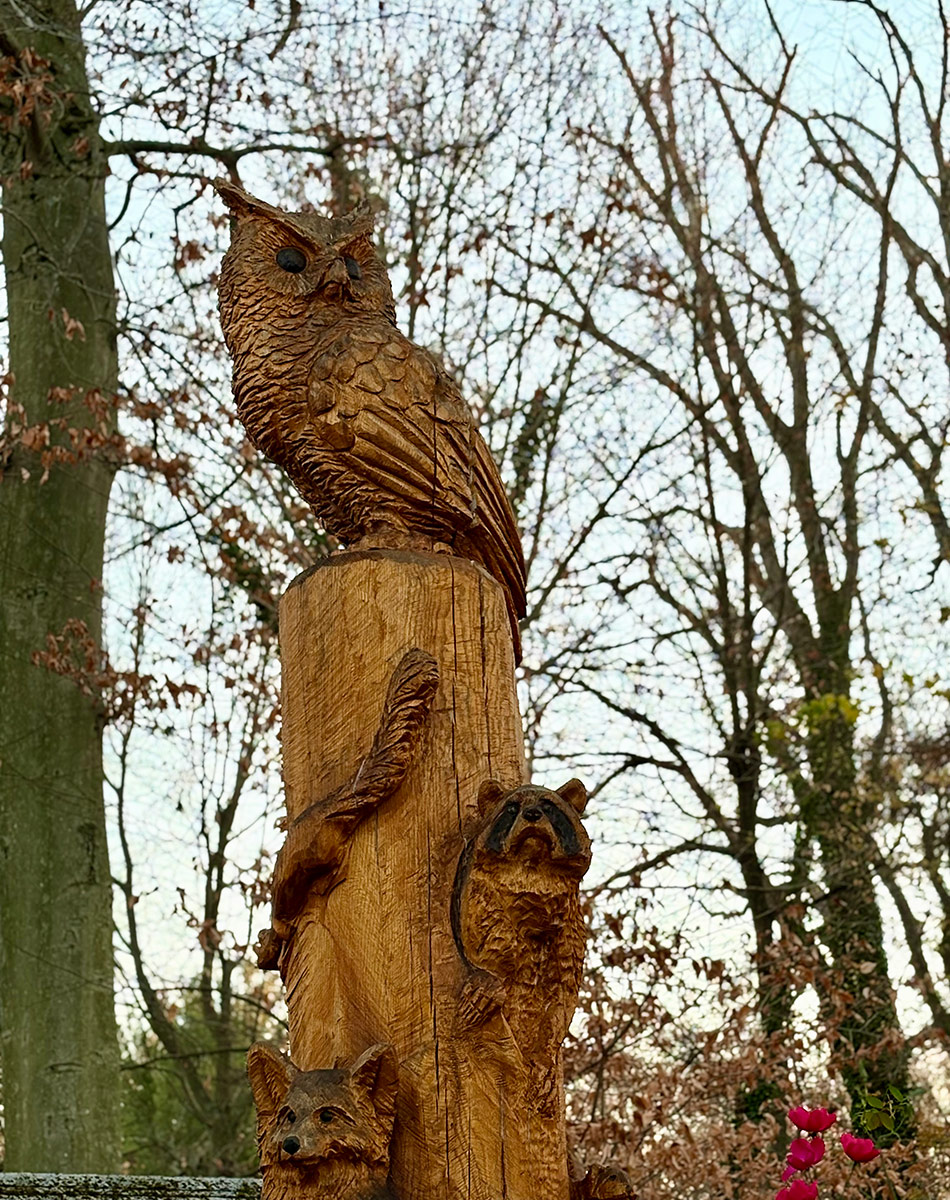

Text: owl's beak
xmin=322 ymin=258 xmax=350 ymax=287
xmin=320 ymin=257 xmax=353 ymax=299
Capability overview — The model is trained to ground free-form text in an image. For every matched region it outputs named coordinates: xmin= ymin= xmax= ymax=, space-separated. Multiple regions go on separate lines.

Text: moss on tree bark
xmin=0 ymin=0 xmax=120 ymax=1171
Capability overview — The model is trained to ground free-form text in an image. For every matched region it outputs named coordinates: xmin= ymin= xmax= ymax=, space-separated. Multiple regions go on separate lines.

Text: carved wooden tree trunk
xmin=274 ymin=550 xmax=569 ymax=1199
xmin=214 ymin=183 xmax=617 ymax=1200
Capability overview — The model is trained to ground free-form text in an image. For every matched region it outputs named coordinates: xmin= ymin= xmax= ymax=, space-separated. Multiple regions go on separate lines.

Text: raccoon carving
xmin=247 ymin=1041 xmax=398 ymax=1200
xmin=450 ymin=778 xmax=591 ymax=1112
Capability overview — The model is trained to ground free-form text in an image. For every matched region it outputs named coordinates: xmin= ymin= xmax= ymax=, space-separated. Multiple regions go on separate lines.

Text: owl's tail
xmin=466 ymin=440 xmax=528 ymax=663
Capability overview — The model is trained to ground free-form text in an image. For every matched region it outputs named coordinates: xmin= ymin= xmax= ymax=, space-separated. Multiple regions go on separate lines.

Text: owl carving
xmin=214 ymin=180 xmax=527 ymax=656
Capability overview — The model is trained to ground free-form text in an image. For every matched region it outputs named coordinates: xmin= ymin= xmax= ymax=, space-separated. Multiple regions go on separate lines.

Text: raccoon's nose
xmin=523 ymin=807 xmax=543 ymax=822
xmin=282 ymin=1136 xmax=301 ymax=1155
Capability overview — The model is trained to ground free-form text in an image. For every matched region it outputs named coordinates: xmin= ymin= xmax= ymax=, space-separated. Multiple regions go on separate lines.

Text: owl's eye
xmin=276 ymin=247 xmax=307 ymax=273
xmin=343 ymin=256 xmax=362 ymax=280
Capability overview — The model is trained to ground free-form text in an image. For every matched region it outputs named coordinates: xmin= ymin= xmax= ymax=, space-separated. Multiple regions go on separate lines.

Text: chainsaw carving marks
xmin=248 ymin=1041 xmax=398 ymax=1200
xmin=451 ymin=778 xmax=592 ymax=1114
xmin=255 ymin=647 xmax=439 ymax=971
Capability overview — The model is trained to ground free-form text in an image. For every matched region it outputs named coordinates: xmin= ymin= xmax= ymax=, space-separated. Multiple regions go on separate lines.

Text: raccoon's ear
xmin=247 ymin=1042 xmax=293 ymax=1115
xmin=349 ymin=1043 xmax=398 ymax=1127
xmin=557 ymin=778 xmax=588 ymax=814
xmin=476 ymin=779 xmax=506 ymax=816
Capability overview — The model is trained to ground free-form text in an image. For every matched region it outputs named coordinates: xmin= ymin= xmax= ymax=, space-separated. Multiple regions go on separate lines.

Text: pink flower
xmin=841 ymin=1132 xmax=880 ymax=1163
xmin=787 ymin=1136 xmax=825 ymax=1171
xmin=788 ymin=1106 xmax=837 ymax=1133
xmin=776 ymin=1180 xmax=818 ymax=1200
xmin=781 ymin=1166 xmax=797 ymax=1182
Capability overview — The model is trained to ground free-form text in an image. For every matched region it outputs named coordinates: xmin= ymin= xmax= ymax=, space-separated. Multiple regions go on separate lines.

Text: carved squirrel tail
xmin=257 ymin=648 xmax=439 ymax=967
xmin=334 ymin=647 xmax=440 ymax=817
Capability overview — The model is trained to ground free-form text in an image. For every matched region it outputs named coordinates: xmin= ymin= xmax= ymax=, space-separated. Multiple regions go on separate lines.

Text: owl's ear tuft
xmin=214 ymin=178 xmax=268 ymax=219
xmin=351 ymin=199 xmax=374 ymax=221
xmin=337 ymin=200 xmax=375 ymax=240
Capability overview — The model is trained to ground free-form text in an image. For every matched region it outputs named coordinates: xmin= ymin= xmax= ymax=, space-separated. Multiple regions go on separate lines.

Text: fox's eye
xmin=319 ymin=1108 xmax=334 ymax=1124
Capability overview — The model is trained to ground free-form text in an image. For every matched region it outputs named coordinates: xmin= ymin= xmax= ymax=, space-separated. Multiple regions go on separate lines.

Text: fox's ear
xmin=349 ymin=1043 xmax=398 ymax=1128
xmin=476 ymin=779 xmax=506 ymax=816
xmin=556 ymin=778 xmax=588 ymax=814
xmin=247 ymin=1042 xmax=293 ymax=1115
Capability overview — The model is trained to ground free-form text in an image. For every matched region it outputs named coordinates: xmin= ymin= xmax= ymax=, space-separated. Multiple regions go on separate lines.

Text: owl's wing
xmin=308 ymin=326 xmax=527 ymax=623
xmin=434 ymin=368 xmax=528 ymax=623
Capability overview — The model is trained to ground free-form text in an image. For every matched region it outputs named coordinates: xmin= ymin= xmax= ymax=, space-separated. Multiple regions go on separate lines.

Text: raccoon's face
xmin=474 ymin=779 xmax=591 ymax=878
xmin=247 ymin=1042 xmax=397 ymax=1172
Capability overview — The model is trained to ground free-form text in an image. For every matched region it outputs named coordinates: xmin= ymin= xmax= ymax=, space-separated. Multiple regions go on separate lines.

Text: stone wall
xmin=0 ymin=1176 xmax=260 ymax=1200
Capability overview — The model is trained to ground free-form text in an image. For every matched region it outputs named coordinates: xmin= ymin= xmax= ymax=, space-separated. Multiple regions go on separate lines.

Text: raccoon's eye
xmin=285 ymin=1110 xmax=296 ymax=1123
xmin=343 ymin=255 xmax=362 ymax=280
xmin=319 ymin=1108 xmax=335 ymax=1124
xmin=276 ymin=247 xmax=307 ymax=273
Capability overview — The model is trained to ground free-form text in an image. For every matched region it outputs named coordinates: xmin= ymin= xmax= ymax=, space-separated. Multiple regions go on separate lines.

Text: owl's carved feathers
xmin=214 ymin=179 xmax=527 ymax=658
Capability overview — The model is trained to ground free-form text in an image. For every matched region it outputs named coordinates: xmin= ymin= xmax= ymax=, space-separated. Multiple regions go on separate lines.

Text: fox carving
xmin=247 ymin=1041 xmax=398 ymax=1200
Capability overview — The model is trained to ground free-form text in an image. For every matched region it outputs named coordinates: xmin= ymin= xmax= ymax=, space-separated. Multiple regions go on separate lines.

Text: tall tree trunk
xmin=803 ymin=647 xmax=911 ymax=1138
xmin=0 ymin=0 xmax=120 ymax=1170
xmin=729 ymin=732 xmax=795 ymax=1133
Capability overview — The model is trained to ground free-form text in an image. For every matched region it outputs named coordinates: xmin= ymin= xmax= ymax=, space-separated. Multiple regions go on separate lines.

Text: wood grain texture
xmin=214 ymin=181 xmax=526 ymax=660
xmin=255 ymin=648 xmax=439 ymax=970
xmin=275 ymin=549 xmax=576 ymax=1200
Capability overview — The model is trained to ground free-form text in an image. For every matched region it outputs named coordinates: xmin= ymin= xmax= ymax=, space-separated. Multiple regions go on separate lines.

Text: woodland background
xmin=1 ymin=0 xmax=950 ymax=1196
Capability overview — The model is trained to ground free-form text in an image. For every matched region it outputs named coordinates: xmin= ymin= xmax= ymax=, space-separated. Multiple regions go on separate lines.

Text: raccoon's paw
xmin=457 ymin=969 xmax=507 ymax=1029
xmin=254 ymin=927 xmax=283 ymax=971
